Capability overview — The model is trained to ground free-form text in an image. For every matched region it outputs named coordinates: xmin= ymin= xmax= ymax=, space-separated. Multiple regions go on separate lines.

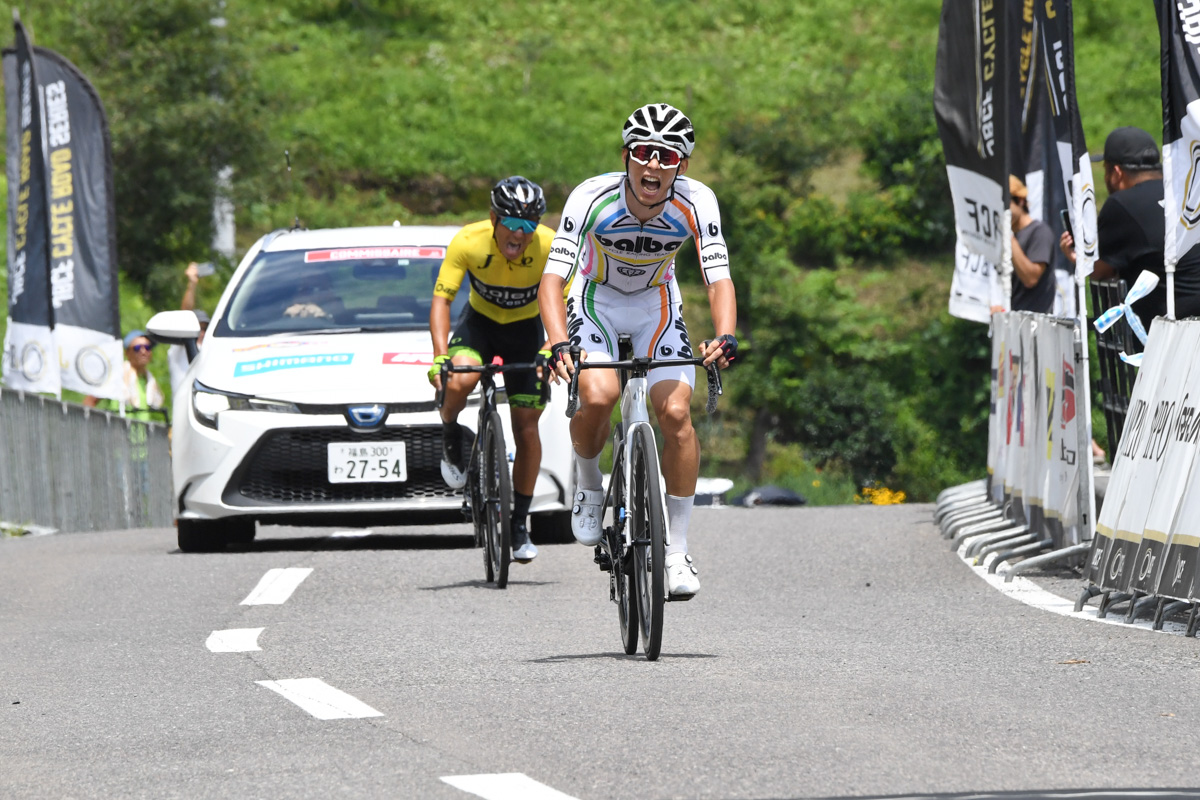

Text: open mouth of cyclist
xmin=640 ymin=174 xmax=662 ymax=200
xmin=500 ymin=237 xmax=525 ymax=260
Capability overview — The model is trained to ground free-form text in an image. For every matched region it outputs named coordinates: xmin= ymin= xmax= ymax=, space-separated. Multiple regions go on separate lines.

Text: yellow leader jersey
xmin=433 ymin=219 xmax=555 ymax=325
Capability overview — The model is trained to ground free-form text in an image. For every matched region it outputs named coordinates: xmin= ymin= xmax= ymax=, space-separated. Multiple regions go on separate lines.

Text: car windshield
xmin=213 ymin=245 xmax=466 ymax=337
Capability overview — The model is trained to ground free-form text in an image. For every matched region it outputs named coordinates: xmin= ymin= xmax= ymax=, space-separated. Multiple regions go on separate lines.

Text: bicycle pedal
xmin=666 ymin=592 xmax=696 ymax=603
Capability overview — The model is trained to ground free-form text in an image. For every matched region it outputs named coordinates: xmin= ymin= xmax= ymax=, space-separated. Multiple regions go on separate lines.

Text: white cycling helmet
xmin=621 ymin=103 xmax=695 ymax=157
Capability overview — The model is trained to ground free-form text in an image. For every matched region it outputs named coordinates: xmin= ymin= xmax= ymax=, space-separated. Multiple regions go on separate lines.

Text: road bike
xmin=436 ymin=358 xmax=549 ymax=589
xmin=565 ymin=337 xmax=722 ymax=660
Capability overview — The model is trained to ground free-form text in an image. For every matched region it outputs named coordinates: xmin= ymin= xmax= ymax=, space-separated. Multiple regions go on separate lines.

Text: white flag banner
xmin=1085 ymin=321 xmax=1181 ymax=589
xmin=1107 ymin=323 xmax=1200 ymax=594
xmin=1130 ymin=325 xmax=1200 ymax=597
xmin=935 ymin=0 xmax=1012 ymax=322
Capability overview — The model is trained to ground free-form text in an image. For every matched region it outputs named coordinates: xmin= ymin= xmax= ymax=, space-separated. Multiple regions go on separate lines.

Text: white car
xmin=147 ymin=224 xmax=575 ymax=552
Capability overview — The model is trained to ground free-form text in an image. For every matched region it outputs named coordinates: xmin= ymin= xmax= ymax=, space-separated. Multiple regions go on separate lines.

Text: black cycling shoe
xmin=511 ymin=521 xmax=538 ymax=563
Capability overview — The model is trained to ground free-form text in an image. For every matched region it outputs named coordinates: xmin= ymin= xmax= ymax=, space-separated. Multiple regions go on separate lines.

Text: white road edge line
xmin=957 ymin=538 xmax=1190 ymax=635
xmin=256 ymin=678 xmax=383 ymax=720
xmin=441 ymin=774 xmax=580 ymax=800
xmin=241 ymin=568 xmax=313 ymax=605
xmin=206 ymin=628 xmax=264 ymax=652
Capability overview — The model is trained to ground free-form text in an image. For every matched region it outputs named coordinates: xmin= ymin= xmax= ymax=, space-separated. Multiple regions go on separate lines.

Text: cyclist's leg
xmin=498 ymin=316 xmax=546 ymax=561
xmin=641 ymin=282 xmax=700 ymax=596
xmin=640 ymin=279 xmax=699 ymax=504
xmin=442 ymin=309 xmax=488 ymax=421
xmin=440 ymin=311 xmax=488 ymax=487
xmin=565 ymin=284 xmax=621 ymax=544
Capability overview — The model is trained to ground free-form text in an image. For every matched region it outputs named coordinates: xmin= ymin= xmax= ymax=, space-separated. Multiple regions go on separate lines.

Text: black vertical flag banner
xmin=34 ymin=45 xmax=122 ymax=397
xmin=1158 ymin=0 xmax=1200 ymax=308
xmin=935 ymin=0 xmax=1011 ymax=322
xmin=1013 ymin=0 xmax=1072 ymax=304
xmin=2 ymin=14 xmax=58 ymax=394
xmin=1041 ymin=0 xmax=1097 ymax=279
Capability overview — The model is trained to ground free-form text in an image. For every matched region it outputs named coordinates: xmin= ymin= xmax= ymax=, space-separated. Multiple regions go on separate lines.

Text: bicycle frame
xmin=435 ymin=357 xmax=549 ymax=587
xmin=565 ymin=347 xmax=723 ymax=540
xmin=564 ymin=340 xmax=723 ymax=658
xmin=614 ymin=372 xmax=667 ymax=549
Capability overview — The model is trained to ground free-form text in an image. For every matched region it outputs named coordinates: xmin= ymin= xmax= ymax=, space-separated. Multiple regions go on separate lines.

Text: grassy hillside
xmin=6 ymin=0 xmax=1168 ymax=501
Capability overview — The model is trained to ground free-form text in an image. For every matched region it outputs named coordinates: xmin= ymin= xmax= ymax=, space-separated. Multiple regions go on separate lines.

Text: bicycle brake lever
xmin=434 ymin=363 xmax=450 ymax=410
xmin=565 ymin=345 xmax=582 ymax=418
xmin=705 ymin=362 xmax=722 ymax=415
xmin=566 ymin=368 xmax=581 ymax=418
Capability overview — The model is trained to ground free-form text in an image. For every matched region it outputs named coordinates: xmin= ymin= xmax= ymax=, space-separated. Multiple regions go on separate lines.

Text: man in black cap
xmin=1060 ymin=126 xmax=1200 ymax=324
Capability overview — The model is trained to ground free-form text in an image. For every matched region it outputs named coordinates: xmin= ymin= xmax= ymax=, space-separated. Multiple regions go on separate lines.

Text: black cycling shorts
xmin=447 ymin=308 xmax=546 ymax=409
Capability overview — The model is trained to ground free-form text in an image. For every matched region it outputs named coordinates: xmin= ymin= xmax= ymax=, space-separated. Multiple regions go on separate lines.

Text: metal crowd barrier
xmin=1089 ymin=278 xmax=1140 ymax=456
xmin=0 ymin=388 xmax=173 ymax=533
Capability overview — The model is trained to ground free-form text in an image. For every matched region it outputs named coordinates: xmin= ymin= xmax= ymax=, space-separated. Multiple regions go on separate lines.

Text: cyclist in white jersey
xmin=539 ymin=103 xmax=738 ymax=598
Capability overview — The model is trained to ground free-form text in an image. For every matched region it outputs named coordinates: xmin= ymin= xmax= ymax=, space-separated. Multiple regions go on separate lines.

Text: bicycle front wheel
xmin=610 ymin=436 xmax=637 ymax=656
xmin=482 ymin=412 xmax=512 ymax=589
xmin=629 ymin=424 xmax=666 ymax=660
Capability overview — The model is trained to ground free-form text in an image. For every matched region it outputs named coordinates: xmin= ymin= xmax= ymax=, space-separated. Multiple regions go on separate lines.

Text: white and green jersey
xmin=545 ymin=173 xmax=731 ymax=293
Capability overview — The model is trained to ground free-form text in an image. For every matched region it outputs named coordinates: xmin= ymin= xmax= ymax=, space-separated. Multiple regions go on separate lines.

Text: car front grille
xmin=228 ymin=425 xmax=464 ymax=505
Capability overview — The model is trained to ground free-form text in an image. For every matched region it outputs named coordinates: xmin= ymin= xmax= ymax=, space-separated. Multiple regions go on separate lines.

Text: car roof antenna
xmin=285 ymin=149 xmax=303 ymax=231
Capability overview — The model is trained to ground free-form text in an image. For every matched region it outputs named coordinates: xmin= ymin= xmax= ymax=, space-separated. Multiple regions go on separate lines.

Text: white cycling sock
xmin=575 ymin=453 xmax=603 ymax=491
xmin=666 ymin=494 xmax=694 ymax=556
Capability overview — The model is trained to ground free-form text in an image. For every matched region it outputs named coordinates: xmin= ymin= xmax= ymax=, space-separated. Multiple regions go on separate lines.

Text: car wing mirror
xmin=147 ymin=309 xmax=202 ymax=362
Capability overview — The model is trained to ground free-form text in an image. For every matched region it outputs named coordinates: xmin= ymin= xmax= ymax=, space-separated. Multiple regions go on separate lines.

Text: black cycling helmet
xmin=490 ymin=176 xmax=546 ymax=220
xmin=622 ymin=103 xmax=695 ymax=156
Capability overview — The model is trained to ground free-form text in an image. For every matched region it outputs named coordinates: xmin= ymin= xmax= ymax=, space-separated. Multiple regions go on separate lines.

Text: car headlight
xmin=191 ymin=382 xmax=299 ymax=429
xmin=193 ymin=388 xmax=233 ymax=429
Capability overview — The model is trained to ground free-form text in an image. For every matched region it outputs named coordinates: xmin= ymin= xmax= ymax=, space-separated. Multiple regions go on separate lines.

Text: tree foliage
xmin=36 ymin=0 xmax=270 ymax=305
xmin=7 ymin=0 xmax=1166 ymax=501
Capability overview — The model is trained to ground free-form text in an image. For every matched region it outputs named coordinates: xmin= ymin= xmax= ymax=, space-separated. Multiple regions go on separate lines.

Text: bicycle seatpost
xmin=565 ymin=344 xmax=583 ymax=418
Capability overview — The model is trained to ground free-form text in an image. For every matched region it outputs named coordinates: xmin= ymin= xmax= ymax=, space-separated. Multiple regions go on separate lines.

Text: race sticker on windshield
xmin=304 ymin=247 xmax=446 ymax=262
xmin=235 ymin=353 xmax=354 ymax=377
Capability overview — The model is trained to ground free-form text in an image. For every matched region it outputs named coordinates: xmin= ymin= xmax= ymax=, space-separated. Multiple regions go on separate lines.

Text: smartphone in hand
xmin=195 ymin=261 xmax=216 ymax=278
xmin=1059 ymin=209 xmax=1073 ymax=238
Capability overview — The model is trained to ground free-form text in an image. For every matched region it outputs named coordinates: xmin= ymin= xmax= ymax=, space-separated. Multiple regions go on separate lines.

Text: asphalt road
xmin=3 ymin=504 xmax=1199 ymax=799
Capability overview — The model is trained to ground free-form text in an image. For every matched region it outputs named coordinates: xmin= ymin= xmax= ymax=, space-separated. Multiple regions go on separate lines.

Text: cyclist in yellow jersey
xmin=428 ymin=176 xmax=553 ymax=562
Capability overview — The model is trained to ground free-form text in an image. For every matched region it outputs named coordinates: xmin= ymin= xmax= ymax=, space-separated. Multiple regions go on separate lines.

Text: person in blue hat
xmin=83 ymin=330 xmax=165 ymax=419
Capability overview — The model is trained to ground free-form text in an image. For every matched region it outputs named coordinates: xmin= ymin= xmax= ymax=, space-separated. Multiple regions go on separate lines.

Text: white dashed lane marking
xmin=206 ymin=628 xmax=264 ymax=652
xmin=241 ymin=568 xmax=313 ymax=605
xmin=441 ymin=773 xmax=580 ymax=800
xmin=257 ymin=678 xmax=384 ymax=720
xmin=328 ymin=529 xmax=374 ymax=538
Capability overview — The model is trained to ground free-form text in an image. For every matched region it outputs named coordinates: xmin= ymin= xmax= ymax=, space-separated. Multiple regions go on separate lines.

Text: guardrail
xmin=0 ymin=388 xmax=173 ymax=533
xmin=1089 ymin=278 xmax=1140 ymax=455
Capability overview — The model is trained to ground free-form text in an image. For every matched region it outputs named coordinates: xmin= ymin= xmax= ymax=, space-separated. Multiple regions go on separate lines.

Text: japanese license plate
xmin=327 ymin=442 xmax=407 ymax=483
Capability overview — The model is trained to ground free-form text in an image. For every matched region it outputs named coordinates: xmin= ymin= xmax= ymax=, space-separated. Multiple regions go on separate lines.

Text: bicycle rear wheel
xmin=482 ymin=412 xmax=512 ymax=588
xmin=610 ymin=437 xmax=638 ymax=655
xmin=629 ymin=424 xmax=666 ymax=660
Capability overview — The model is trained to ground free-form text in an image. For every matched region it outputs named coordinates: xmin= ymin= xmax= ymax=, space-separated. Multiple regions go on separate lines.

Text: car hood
xmin=195 ymin=331 xmax=436 ymax=403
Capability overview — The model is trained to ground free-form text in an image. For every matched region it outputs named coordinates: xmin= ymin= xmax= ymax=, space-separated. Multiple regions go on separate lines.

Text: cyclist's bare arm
xmin=428 ymin=296 xmax=454 ymax=391
xmin=430 ymin=296 xmax=453 ymax=358
xmin=702 ymin=278 xmax=737 ymax=369
xmin=538 ymin=272 xmax=577 ymax=381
